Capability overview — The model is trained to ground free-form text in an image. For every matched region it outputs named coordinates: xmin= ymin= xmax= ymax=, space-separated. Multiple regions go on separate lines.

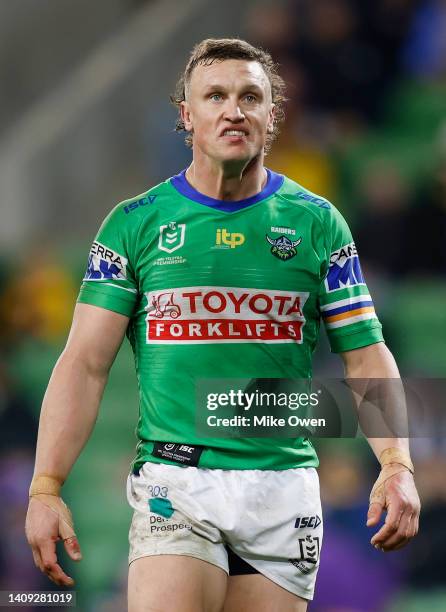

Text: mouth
xmin=220 ymin=128 xmax=249 ymax=138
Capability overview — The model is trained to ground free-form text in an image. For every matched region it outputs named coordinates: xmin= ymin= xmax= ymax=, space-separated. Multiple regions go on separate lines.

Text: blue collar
xmin=170 ymin=168 xmax=284 ymax=212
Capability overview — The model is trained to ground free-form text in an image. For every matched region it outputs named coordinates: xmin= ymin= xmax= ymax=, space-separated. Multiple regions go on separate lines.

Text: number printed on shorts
xmin=148 ymin=484 xmax=168 ymax=498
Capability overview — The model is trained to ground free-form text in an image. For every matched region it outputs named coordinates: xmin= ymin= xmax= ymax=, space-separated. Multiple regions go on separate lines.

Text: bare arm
xmin=341 ymin=342 xmax=409 ymax=459
xmin=26 ymin=302 xmax=130 ymax=586
xmin=340 ymin=342 xmax=420 ymax=551
xmin=33 ymin=302 xmax=129 ymax=479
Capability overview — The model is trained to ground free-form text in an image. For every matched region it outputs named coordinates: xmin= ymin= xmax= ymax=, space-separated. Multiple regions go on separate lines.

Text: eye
xmin=210 ymin=93 xmax=222 ymax=102
xmin=244 ymin=94 xmax=257 ymax=103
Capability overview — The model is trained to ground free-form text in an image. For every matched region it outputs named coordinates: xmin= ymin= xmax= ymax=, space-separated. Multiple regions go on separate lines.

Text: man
xmin=26 ymin=38 xmax=420 ymax=612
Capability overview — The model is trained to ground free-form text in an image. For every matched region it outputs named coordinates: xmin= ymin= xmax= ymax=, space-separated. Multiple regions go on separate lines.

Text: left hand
xmin=367 ymin=470 xmax=421 ymax=551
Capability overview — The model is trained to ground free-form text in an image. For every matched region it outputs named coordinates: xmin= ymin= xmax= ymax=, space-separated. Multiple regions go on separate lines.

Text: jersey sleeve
xmin=318 ymin=205 xmax=384 ymax=353
xmin=77 ymin=205 xmax=138 ymax=317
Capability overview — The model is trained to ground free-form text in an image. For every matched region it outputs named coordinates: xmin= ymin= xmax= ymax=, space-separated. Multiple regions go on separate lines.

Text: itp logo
xmin=215 ymin=228 xmax=245 ymax=249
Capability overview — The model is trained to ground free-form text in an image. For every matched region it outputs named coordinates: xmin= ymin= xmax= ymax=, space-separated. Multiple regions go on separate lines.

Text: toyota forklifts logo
xmin=145 ymin=286 xmax=308 ymax=344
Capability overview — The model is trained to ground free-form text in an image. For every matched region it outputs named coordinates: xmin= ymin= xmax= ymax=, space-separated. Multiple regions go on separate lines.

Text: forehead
xmin=188 ymin=59 xmax=271 ymax=94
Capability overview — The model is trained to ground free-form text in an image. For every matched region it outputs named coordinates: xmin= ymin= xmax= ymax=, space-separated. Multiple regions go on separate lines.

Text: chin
xmin=222 ymin=151 xmax=251 ymax=162
xmin=218 ymin=145 xmax=260 ymax=164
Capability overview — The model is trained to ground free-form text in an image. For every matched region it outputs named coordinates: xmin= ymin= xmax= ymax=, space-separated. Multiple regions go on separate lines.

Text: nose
xmin=223 ymin=99 xmax=245 ymax=122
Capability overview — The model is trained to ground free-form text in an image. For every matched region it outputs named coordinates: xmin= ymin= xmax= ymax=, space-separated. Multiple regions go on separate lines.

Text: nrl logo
xmin=266 ymin=234 xmax=302 ymax=260
xmin=158 ymin=221 xmax=186 ymax=253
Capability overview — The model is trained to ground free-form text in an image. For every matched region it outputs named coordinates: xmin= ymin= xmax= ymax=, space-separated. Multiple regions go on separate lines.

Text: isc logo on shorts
xmin=294 ymin=515 xmax=321 ymax=529
xmin=144 ymin=286 xmax=308 ymax=344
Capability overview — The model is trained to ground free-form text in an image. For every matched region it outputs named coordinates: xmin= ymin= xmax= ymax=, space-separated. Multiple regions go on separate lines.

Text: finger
xmin=403 ymin=512 xmax=418 ymax=541
xmin=31 ymin=546 xmax=43 ymax=572
xmin=412 ymin=512 xmax=420 ymax=538
xmin=367 ymin=502 xmax=384 ymax=527
xmin=379 ymin=511 xmax=413 ymax=551
xmin=387 ymin=538 xmax=410 ymax=551
xmin=39 ymin=540 xmax=75 ymax=587
xmin=406 ymin=508 xmax=419 ymax=539
xmin=63 ymin=536 xmax=82 ymax=561
xmin=371 ymin=502 xmax=403 ymax=546
xmin=44 ymin=561 xmax=75 ymax=587
xmin=33 ymin=541 xmax=73 ymax=587
xmin=59 ymin=515 xmax=76 ymax=541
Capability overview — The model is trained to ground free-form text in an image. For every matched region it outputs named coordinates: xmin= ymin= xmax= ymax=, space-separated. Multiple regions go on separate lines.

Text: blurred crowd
xmin=246 ymin=0 xmax=446 ymax=284
xmin=0 ymin=1 xmax=445 ymax=610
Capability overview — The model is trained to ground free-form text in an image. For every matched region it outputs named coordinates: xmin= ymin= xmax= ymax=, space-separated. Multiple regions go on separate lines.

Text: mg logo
xmin=158 ymin=222 xmax=186 ymax=253
xmin=215 ymin=228 xmax=245 ymax=249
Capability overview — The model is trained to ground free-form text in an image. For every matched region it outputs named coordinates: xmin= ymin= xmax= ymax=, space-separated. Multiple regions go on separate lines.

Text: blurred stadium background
xmin=0 ymin=0 xmax=445 ymax=610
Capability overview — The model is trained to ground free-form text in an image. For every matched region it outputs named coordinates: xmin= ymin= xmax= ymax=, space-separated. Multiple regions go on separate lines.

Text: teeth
xmin=224 ymin=130 xmax=245 ymax=136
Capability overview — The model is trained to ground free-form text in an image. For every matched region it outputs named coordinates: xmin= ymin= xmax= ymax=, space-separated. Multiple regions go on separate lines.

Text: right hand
xmin=25 ymin=495 xmax=82 ymax=587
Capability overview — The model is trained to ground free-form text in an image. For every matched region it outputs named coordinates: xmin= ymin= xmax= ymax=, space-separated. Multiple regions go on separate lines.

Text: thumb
xmin=63 ymin=536 xmax=82 ymax=561
xmin=367 ymin=502 xmax=383 ymax=526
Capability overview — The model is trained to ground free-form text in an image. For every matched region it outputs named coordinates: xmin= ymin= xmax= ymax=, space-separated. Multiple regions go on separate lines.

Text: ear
xmin=180 ymin=101 xmax=193 ymax=131
xmin=267 ymin=103 xmax=276 ymax=134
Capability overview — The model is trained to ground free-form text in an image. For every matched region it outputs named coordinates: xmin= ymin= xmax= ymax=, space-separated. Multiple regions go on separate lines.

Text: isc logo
xmin=123 ymin=195 xmax=157 ymax=214
xmin=294 ymin=515 xmax=322 ymax=529
xmin=178 ymin=445 xmax=194 ymax=453
xmin=215 ymin=228 xmax=245 ymax=249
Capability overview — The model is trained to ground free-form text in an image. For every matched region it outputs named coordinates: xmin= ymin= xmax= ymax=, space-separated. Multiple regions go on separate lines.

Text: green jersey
xmin=77 ymin=169 xmax=383 ymax=471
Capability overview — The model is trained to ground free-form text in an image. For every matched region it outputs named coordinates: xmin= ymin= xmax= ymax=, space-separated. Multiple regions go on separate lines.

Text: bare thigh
xmin=223 ymin=574 xmax=308 ymax=612
xmin=128 ymin=554 xmax=227 ymax=612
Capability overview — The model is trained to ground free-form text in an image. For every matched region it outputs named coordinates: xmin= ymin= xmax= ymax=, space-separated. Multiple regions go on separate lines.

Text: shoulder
xmin=102 ymin=178 xmax=173 ymax=226
xmin=274 ymin=171 xmax=342 ymax=225
xmin=280 ymin=174 xmax=332 ymax=210
xmin=272 ymin=173 xmax=355 ymax=248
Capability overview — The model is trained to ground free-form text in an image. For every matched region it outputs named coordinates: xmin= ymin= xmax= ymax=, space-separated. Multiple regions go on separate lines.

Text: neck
xmin=185 ymin=155 xmax=267 ymax=201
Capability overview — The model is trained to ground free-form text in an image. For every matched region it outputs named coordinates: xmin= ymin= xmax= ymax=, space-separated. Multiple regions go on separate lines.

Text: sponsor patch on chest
xmin=145 ymin=286 xmax=308 ymax=344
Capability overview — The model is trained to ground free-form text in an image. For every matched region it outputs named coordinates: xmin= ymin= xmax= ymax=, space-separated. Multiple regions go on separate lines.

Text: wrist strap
xmin=379 ymin=447 xmax=414 ymax=474
xmin=29 ymin=475 xmax=63 ymax=497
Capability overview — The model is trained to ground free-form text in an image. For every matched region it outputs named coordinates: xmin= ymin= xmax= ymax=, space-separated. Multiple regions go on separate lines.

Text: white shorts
xmin=127 ymin=462 xmax=323 ymax=600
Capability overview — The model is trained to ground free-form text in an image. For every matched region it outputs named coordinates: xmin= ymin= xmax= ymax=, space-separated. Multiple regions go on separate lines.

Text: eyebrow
xmin=203 ymin=83 xmax=265 ymax=95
